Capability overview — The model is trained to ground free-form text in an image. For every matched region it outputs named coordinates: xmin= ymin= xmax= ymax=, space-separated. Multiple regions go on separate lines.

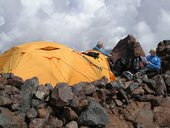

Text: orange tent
xmin=0 ymin=41 xmax=116 ymax=86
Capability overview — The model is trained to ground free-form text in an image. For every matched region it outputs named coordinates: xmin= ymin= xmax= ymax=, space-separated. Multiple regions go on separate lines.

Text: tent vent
xmin=38 ymin=46 xmax=60 ymax=51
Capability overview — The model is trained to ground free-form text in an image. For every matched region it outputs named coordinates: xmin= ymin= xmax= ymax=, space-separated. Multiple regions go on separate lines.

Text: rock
xmin=72 ymin=82 xmax=96 ymax=96
xmin=79 ymin=126 xmax=90 ymax=128
xmin=19 ymin=77 xmax=39 ymax=118
xmin=48 ymin=116 xmax=63 ymax=128
xmin=157 ymin=40 xmax=170 ymax=73
xmin=122 ymin=71 xmax=134 ymax=81
xmin=92 ymin=76 xmax=108 ymax=88
xmin=163 ymin=71 xmax=170 ymax=93
xmin=124 ymin=80 xmax=134 ymax=89
xmin=106 ymin=80 xmax=120 ymax=89
xmin=131 ymin=86 xmax=144 ymax=95
xmin=31 ymin=99 xmax=43 ymax=108
xmin=97 ymin=89 xmax=109 ymax=103
xmin=26 ymin=108 xmax=38 ymax=121
xmin=7 ymin=76 xmax=24 ymax=89
xmin=78 ymin=100 xmax=109 ymax=127
xmin=45 ymin=83 xmax=53 ymax=92
xmin=70 ymin=94 xmax=79 ymax=108
xmin=83 ymin=83 xmax=96 ymax=96
xmin=50 ymin=83 xmax=74 ymax=107
xmin=1 ymin=73 xmax=14 ymax=79
xmin=38 ymin=108 xmax=50 ymax=119
xmin=154 ymin=97 xmax=170 ymax=127
xmin=144 ymin=95 xmax=164 ymax=107
xmin=65 ymin=121 xmax=78 ymax=128
xmin=111 ymin=35 xmax=145 ymax=62
xmin=125 ymin=82 xmax=140 ymax=93
xmin=29 ymin=118 xmax=46 ymax=128
xmin=0 ymin=107 xmax=27 ymax=128
xmin=114 ymin=99 xmax=123 ymax=107
xmin=35 ymin=86 xmax=50 ymax=101
xmin=121 ymin=102 xmax=156 ymax=128
xmin=142 ymin=77 xmax=156 ymax=91
xmin=143 ymin=84 xmax=155 ymax=95
xmin=0 ymin=95 xmax=12 ymax=106
xmin=78 ymin=99 xmax=89 ymax=111
xmin=63 ymin=107 xmax=78 ymax=121
xmin=153 ymin=75 xmax=167 ymax=96
xmin=0 ymin=76 xmax=8 ymax=85
xmin=11 ymin=103 xmax=20 ymax=111
xmin=107 ymin=109 xmax=133 ymax=128
xmin=135 ymin=78 xmax=143 ymax=85
xmin=110 ymin=35 xmax=145 ymax=74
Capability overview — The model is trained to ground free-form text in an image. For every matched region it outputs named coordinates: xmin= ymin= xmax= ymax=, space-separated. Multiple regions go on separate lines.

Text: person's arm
xmin=148 ymin=58 xmax=160 ymax=70
xmin=146 ymin=57 xmax=161 ymax=70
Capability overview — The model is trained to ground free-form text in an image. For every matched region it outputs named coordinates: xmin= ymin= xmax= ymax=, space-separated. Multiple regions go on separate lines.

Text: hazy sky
xmin=0 ymin=0 xmax=170 ymax=53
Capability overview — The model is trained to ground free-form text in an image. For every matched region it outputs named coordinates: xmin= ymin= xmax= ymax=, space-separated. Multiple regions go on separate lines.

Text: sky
xmin=0 ymin=0 xmax=170 ymax=53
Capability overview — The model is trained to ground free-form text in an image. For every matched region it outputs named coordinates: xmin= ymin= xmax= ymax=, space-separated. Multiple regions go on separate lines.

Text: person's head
xmin=149 ymin=48 xmax=156 ymax=56
xmin=96 ymin=41 xmax=104 ymax=49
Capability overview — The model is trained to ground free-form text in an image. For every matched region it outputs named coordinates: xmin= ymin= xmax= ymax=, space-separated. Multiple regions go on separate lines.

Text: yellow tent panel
xmin=0 ymin=41 xmax=116 ymax=86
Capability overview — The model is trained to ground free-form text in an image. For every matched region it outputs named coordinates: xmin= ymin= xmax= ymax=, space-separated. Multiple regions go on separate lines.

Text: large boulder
xmin=156 ymin=40 xmax=170 ymax=73
xmin=78 ymin=100 xmax=109 ymax=127
xmin=111 ymin=34 xmax=145 ymax=63
xmin=110 ymin=35 xmax=145 ymax=74
xmin=0 ymin=107 xmax=27 ymax=128
xmin=50 ymin=83 xmax=74 ymax=107
xmin=153 ymin=75 xmax=167 ymax=96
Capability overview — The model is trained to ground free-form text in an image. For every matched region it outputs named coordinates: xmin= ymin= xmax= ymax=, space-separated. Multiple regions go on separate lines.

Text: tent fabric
xmin=0 ymin=41 xmax=116 ymax=86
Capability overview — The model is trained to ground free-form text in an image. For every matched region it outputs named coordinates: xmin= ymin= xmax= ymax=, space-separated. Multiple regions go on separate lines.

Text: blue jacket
xmin=93 ymin=46 xmax=110 ymax=57
xmin=145 ymin=55 xmax=161 ymax=70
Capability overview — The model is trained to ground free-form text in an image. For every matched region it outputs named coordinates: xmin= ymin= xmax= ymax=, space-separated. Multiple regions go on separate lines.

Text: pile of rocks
xmin=0 ymin=74 xmax=112 ymax=128
xmin=0 ymin=69 xmax=170 ymax=128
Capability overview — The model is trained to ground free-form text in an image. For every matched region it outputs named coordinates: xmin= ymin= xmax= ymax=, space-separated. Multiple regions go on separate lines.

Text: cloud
xmin=133 ymin=21 xmax=155 ymax=52
xmin=0 ymin=0 xmax=170 ymax=54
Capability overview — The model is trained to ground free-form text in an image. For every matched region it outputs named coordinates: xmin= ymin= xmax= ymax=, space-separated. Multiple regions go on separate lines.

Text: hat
xmin=149 ymin=48 xmax=156 ymax=53
xmin=96 ymin=41 xmax=104 ymax=49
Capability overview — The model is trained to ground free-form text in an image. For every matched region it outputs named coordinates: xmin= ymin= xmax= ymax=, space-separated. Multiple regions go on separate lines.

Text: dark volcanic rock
xmin=26 ymin=108 xmax=38 ymax=121
xmin=65 ymin=121 xmax=78 ymax=128
xmin=157 ymin=40 xmax=170 ymax=73
xmin=78 ymin=100 xmax=109 ymax=127
xmin=110 ymin=35 xmax=146 ymax=74
xmin=154 ymin=97 xmax=170 ymax=127
xmin=19 ymin=77 xmax=39 ymax=119
xmin=121 ymin=102 xmax=156 ymax=128
xmin=63 ymin=107 xmax=78 ymax=121
xmin=35 ymin=85 xmax=50 ymax=101
xmin=163 ymin=71 xmax=170 ymax=93
xmin=111 ymin=34 xmax=145 ymax=63
xmin=50 ymin=83 xmax=74 ymax=107
xmin=47 ymin=116 xmax=63 ymax=128
xmin=153 ymin=75 xmax=167 ymax=96
xmin=0 ymin=107 xmax=27 ymax=128
xmin=29 ymin=118 xmax=46 ymax=128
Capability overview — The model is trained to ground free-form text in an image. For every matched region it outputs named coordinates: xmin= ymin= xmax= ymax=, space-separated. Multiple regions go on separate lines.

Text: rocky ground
xmin=0 ymin=36 xmax=169 ymax=128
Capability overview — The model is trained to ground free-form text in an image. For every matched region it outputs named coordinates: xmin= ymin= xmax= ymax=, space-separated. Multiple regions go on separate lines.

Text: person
xmin=93 ymin=41 xmax=110 ymax=57
xmin=138 ymin=48 xmax=161 ymax=75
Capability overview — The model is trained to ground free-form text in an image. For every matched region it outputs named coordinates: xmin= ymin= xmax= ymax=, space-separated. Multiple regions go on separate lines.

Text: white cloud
xmin=156 ymin=9 xmax=170 ymax=41
xmin=0 ymin=16 xmax=5 ymax=27
xmin=0 ymin=0 xmax=170 ymax=54
xmin=134 ymin=21 xmax=155 ymax=53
